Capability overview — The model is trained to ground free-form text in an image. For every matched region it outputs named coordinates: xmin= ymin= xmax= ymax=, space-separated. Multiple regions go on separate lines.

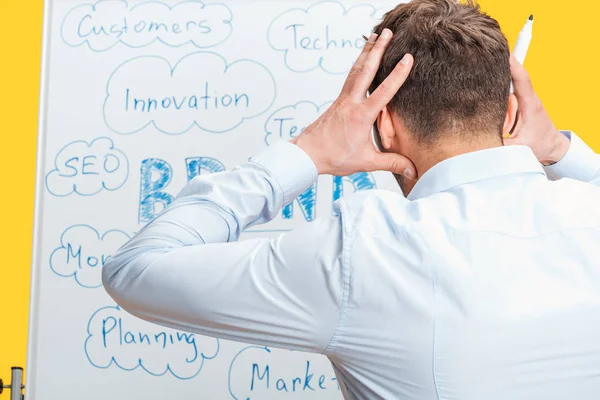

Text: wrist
xmin=251 ymin=141 xmax=319 ymax=206
xmin=291 ymin=134 xmax=328 ymax=175
xmin=541 ymin=131 xmax=570 ymax=166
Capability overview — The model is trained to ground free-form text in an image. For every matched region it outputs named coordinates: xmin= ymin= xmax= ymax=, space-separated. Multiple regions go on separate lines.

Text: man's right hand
xmin=504 ymin=56 xmax=571 ymax=166
xmin=290 ymin=29 xmax=415 ymax=179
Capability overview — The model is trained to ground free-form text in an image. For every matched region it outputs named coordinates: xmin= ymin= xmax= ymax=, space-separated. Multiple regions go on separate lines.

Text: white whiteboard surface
xmin=27 ymin=1 xmax=401 ymax=399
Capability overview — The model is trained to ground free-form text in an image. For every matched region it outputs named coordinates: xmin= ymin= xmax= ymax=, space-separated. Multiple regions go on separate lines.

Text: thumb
xmin=371 ymin=152 xmax=416 ymax=180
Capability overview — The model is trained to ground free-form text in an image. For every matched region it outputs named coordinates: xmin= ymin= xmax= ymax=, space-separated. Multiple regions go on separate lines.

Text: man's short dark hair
xmin=371 ymin=0 xmax=511 ymax=144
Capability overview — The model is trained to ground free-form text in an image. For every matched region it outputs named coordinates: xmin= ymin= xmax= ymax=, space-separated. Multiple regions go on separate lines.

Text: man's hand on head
xmin=291 ymin=29 xmax=416 ymax=180
xmin=504 ymin=56 xmax=570 ymax=166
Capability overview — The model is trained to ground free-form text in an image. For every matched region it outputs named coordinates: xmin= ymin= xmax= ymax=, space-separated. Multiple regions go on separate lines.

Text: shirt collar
xmin=407 ymin=145 xmax=547 ymax=201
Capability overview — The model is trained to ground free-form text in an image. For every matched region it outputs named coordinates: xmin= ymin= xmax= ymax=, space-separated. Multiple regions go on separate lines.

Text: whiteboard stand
xmin=0 ymin=367 xmax=24 ymax=400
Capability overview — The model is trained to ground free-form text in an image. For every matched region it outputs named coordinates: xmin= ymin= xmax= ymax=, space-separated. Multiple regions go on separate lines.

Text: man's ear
xmin=503 ymin=93 xmax=519 ymax=137
xmin=376 ymin=106 xmax=396 ymax=150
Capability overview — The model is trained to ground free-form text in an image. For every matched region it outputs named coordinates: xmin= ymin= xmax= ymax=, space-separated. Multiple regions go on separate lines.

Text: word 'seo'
xmin=61 ymin=0 xmax=233 ymax=51
xmin=85 ymin=305 xmax=220 ymax=380
xmin=228 ymin=345 xmax=341 ymax=399
xmin=45 ymin=137 xmax=129 ymax=197
xmin=268 ymin=1 xmax=395 ymax=74
xmin=104 ymin=52 xmax=277 ymax=135
xmin=50 ymin=225 xmax=130 ymax=289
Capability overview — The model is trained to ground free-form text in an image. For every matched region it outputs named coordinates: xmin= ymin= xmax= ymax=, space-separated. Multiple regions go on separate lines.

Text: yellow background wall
xmin=0 ymin=0 xmax=598 ymax=386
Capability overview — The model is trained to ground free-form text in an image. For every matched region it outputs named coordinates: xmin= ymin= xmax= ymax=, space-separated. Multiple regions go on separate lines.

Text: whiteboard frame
xmin=26 ymin=0 xmax=54 ymax=397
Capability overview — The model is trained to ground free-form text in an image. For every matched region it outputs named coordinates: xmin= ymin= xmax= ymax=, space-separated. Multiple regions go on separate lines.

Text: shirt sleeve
xmin=102 ymin=141 xmax=345 ymax=354
xmin=544 ymin=131 xmax=600 ymax=185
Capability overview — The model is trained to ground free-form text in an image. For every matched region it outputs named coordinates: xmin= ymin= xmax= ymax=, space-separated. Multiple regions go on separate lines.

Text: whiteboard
xmin=27 ymin=1 xmax=401 ymax=399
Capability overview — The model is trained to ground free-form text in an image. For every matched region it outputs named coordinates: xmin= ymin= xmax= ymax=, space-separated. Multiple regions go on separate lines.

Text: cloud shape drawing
xmin=103 ymin=52 xmax=277 ymax=135
xmin=228 ymin=345 xmax=341 ymax=399
xmin=268 ymin=1 xmax=395 ymax=74
xmin=85 ymin=305 xmax=220 ymax=380
xmin=50 ymin=225 xmax=130 ymax=289
xmin=45 ymin=137 xmax=129 ymax=197
xmin=61 ymin=0 xmax=233 ymax=51
xmin=264 ymin=101 xmax=332 ymax=146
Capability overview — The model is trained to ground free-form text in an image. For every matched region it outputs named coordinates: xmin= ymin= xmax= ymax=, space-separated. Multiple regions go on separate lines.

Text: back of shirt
xmin=331 ymin=172 xmax=600 ymax=399
xmin=102 ymin=134 xmax=600 ymax=400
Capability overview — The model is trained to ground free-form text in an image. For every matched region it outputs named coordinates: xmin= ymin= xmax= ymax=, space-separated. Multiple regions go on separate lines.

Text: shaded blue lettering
xmin=283 ymin=183 xmax=317 ymax=222
xmin=186 ymin=157 xmax=225 ymax=181
xmin=333 ymin=172 xmax=377 ymax=203
xmin=139 ymin=158 xmax=174 ymax=223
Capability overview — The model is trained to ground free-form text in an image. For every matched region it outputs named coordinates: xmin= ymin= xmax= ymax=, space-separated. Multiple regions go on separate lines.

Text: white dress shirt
xmin=103 ymin=132 xmax=600 ymax=399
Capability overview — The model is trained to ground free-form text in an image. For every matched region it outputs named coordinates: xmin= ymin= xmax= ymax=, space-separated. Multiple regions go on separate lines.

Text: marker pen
xmin=514 ymin=15 xmax=534 ymax=64
xmin=510 ymin=15 xmax=534 ymax=93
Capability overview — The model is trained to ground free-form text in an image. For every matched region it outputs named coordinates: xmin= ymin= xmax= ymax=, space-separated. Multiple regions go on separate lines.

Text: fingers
xmin=348 ymin=29 xmax=395 ymax=99
xmin=365 ymin=53 xmax=413 ymax=112
xmin=370 ymin=152 xmax=416 ymax=178
xmin=510 ymin=55 xmax=536 ymax=107
xmin=341 ymin=32 xmax=379 ymax=95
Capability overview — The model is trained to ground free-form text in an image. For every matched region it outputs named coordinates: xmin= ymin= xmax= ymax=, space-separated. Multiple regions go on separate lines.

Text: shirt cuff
xmin=250 ymin=141 xmax=318 ymax=206
xmin=544 ymin=131 xmax=600 ymax=181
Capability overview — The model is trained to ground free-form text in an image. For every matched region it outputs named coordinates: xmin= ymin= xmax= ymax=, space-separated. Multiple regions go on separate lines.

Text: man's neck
xmin=410 ymin=136 xmax=504 ymax=180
